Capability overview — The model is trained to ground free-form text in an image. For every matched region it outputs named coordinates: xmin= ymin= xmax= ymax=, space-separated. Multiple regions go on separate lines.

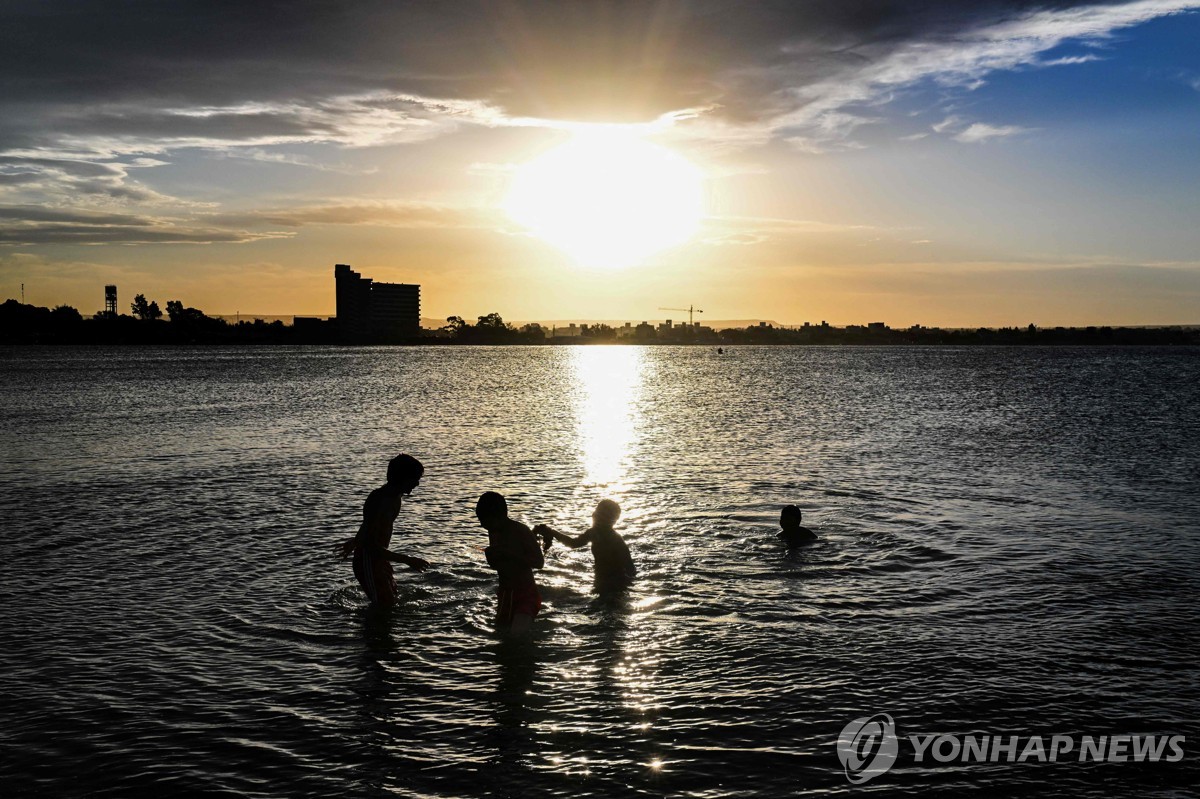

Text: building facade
xmin=334 ymin=264 xmax=421 ymax=342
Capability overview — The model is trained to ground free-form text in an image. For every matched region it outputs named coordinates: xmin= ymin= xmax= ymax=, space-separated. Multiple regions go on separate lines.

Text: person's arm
xmin=534 ymin=524 xmax=591 ymax=549
xmin=523 ymin=526 xmax=545 ymax=570
xmin=336 ymin=532 xmax=359 ymax=559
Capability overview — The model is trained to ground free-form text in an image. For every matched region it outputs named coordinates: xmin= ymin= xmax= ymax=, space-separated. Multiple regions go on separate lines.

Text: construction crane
xmin=659 ymin=305 xmax=704 ymax=326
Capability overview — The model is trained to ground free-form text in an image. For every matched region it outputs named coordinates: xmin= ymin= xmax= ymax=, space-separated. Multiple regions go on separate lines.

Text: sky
xmin=2 ymin=0 xmax=1199 ymax=326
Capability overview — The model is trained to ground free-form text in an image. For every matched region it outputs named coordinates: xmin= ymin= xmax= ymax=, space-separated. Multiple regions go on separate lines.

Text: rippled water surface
xmin=2 ymin=345 xmax=1198 ymax=797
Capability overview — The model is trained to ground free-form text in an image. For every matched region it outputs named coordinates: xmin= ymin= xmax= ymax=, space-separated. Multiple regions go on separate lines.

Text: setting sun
xmin=504 ymin=128 xmax=703 ymax=269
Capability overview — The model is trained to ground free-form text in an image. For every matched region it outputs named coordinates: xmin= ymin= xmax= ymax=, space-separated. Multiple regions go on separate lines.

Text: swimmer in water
xmin=336 ymin=454 xmax=430 ymax=606
xmin=777 ymin=504 xmax=818 ymax=547
xmin=535 ymin=499 xmax=636 ymax=593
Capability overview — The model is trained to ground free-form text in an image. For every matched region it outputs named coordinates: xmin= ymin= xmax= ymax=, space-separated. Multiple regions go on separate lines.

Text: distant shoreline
xmin=5 ymin=336 xmax=1199 ymax=348
xmin=4 ymin=300 xmax=1197 ymax=346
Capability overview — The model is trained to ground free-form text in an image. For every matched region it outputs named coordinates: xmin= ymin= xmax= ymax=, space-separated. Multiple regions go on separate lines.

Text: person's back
xmin=477 ymin=492 xmax=543 ymax=633
xmin=587 ymin=524 xmax=636 ymax=591
xmin=487 ymin=517 xmax=542 ymax=591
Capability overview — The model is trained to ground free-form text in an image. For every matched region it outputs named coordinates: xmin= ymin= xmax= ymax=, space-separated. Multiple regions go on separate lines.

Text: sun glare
xmin=504 ymin=128 xmax=703 ymax=269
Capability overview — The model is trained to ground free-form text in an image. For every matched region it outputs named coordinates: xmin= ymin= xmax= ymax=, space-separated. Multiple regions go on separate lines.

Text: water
xmin=1 ymin=345 xmax=1197 ymax=797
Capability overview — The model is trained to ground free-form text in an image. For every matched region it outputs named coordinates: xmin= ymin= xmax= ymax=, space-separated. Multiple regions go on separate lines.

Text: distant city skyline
xmin=2 ymin=3 xmax=1200 ymax=326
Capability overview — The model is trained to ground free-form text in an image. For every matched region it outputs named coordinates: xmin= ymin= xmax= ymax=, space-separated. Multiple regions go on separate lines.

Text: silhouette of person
xmin=477 ymin=492 xmax=544 ymax=634
xmin=535 ymin=499 xmax=635 ymax=593
xmin=337 ymin=454 xmax=430 ymax=606
xmin=777 ymin=504 xmax=818 ymax=547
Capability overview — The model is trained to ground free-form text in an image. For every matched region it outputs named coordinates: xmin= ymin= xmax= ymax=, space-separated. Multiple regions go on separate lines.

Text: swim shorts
xmin=353 ymin=548 xmax=396 ymax=606
xmin=496 ymin=583 xmax=542 ymax=626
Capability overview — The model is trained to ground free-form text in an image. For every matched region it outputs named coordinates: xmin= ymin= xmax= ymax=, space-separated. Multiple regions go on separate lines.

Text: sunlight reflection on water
xmin=572 ymin=345 xmax=646 ymax=489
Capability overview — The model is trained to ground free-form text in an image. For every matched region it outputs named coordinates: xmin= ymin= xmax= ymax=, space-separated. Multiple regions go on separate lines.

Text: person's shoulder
xmin=508 ymin=518 xmax=533 ymax=535
xmin=364 ymin=484 xmax=391 ymax=506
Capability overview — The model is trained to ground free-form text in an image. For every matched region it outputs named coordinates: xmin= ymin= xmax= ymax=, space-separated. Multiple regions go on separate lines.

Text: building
xmin=334 ymin=264 xmax=420 ymax=342
xmin=104 ymin=285 xmax=117 ymax=317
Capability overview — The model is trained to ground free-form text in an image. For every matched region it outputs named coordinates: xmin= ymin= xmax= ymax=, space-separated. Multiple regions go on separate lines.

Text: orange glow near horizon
xmin=504 ymin=128 xmax=703 ymax=269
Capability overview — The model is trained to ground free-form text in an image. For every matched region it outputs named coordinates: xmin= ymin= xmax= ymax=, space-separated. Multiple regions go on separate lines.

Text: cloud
xmin=207 ymin=201 xmax=504 ymax=230
xmin=698 ymin=214 xmax=880 ymax=246
xmin=933 ymin=115 xmax=965 ymax=133
xmin=0 ymin=153 xmax=197 ymax=210
xmin=1040 ymin=53 xmax=1105 ymax=66
xmin=7 ymin=93 xmax=511 ymax=160
xmin=0 ymin=205 xmax=289 ymax=246
xmin=213 ymin=149 xmax=375 ymax=174
xmin=930 ymin=115 xmax=1033 ymax=142
xmin=953 ymin=122 xmax=1033 ymax=142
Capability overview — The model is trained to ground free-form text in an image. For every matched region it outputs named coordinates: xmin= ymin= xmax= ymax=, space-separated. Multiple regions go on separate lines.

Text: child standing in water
xmin=337 ymin=454 xmax=430 ymax=607
xmin=777 ymin=504 xmax=818 ymax=547
xmin=535 ymin=499 xmax=636 ymax=593
xmin=476 ymin=492 xmax=544 ymax=634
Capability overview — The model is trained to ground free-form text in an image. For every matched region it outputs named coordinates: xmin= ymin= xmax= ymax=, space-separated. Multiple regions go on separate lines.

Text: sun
xmin=504 ymin=127 xmax=703 ymax=269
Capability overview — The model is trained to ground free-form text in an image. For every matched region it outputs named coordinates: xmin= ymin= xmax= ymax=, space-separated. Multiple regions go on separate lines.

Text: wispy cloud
xmin=698 ymin=214 xmax=879 ymax=245
xmin=1040 ymin=54 xmax=1105 ymax=67
xmin=0 ymin=153 xmax=197 ymax=209
xmin=928 ymin=114 xmax=1033 ymax=143
xmin=207 ymin=200 xmax=504 ymax=230
xmin=0 ymin=205 xmax=289 ymax=246
xmin=213 ymin=149 xmax=376 ymax=175
xmin=16 ymin=93 xmax=514 ymax=160
xmin=954 ymin=122 xmax=1034 ymax=142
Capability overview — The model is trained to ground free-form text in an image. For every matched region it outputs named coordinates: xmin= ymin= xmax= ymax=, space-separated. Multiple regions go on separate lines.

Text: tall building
xmin=334 ymin=264 xmax=420 ymax=342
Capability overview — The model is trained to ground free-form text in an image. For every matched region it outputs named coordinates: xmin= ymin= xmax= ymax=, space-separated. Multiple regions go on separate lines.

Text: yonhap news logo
xmin=837 ymin=714 xmax=899 ymax=784
xmin=836 ymin=713 xmax=1185 ymax=785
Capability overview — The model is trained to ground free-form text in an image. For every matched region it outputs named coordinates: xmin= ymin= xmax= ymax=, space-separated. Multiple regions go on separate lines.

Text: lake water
xmin=1 ymin=345 xmax=1197 ymax=797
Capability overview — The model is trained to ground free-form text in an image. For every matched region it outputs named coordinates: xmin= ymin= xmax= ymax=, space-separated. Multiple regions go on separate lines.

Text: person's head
xmin=476 ymin=491 xmax=508 ymax=529
xmin=387 ymin=454 xmax=424 ymax=494
xmin=780 ymin=504 xmax=802 ymax=530
xmin=593 ymin=498 xmax=621 ymax=528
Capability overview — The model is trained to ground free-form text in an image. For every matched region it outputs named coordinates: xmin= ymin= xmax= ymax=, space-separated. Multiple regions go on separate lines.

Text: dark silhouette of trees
xmin=51 ymin=305 xmax=83 ymax=325
xmin=440 ymin=316 xmax=468 ymax=336
xmin=520 ymin=323 xmax=546 ymax=342
xmin=131 ymin=294 xmax=162 ymax=320
xmin=437 ymin=313 xmax=545 ymax=343
xmin=165 ymin=299 xmax=208 ymax=324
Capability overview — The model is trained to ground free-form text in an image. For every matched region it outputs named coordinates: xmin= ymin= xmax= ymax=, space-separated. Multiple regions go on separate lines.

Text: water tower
xmin=104 ymin=285 xmax=117 ymax=317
